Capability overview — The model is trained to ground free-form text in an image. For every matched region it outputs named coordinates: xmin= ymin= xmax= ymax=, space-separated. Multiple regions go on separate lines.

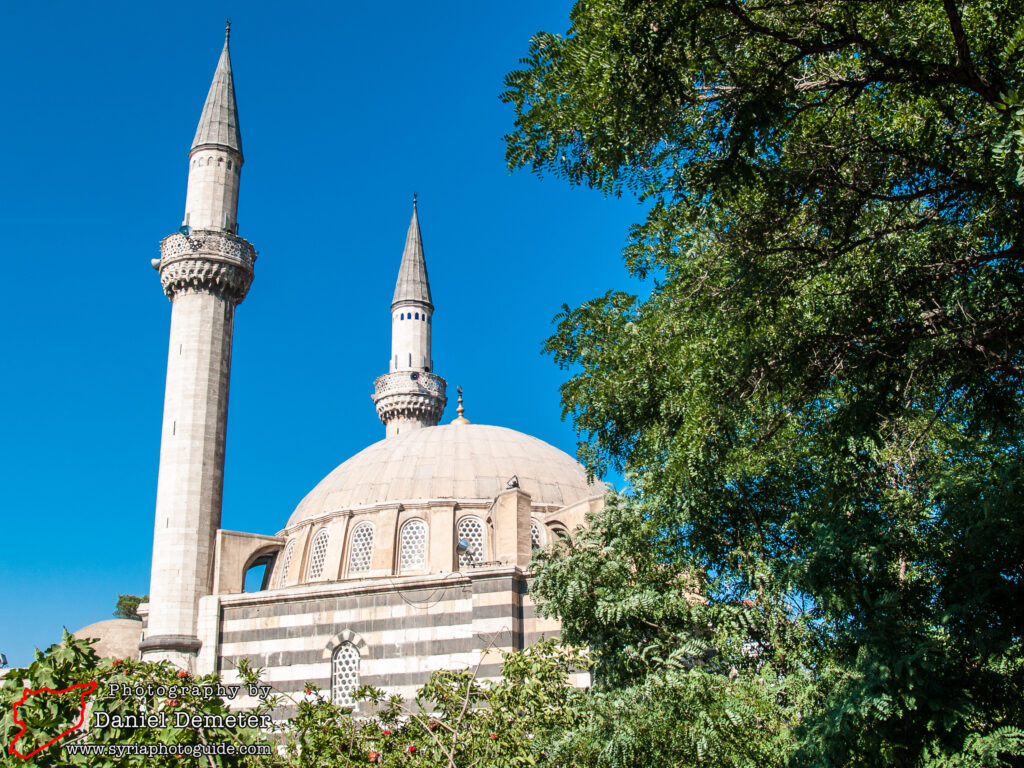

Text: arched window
xmin=530 ymin=519 xmax=545 ymax=551
xmin=400 ymin=313 xmax=404 ymax=320
xmin=307 ymin=529 xmax=330 ymax=580
xmin=457 ymin=516 xmax=486 ymax=567
xmin=277 ymin=539 xmax=295 ymax=587
xmin=331 ymin=642 xmax=360 ymax=708
xmin=244 ymin=553 xmax=275 ymax=592
xmin=415 ymin=312 xmax=419 ymax=320
xmin=348 ymin=522 xmax=375 ymax=574
xmin=399 ymin=519 xmax=427 ymax=571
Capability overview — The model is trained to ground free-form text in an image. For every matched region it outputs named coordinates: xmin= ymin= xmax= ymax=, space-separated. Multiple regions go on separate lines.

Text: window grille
xmin=399 ymin=519 xmax=427 ymax=571
xmin=348 ymin=522 xmax=375 ymax=574
xmin=457 ymin=517 xmax=485 ymax=567
xmin=531 ymin=519 xmax=545 ymax=550
xmin=307 ymin=529 xmax=330 ymax=579
xmin=331 ymin=642 xmax=360 ymax=708
xmin=277 ymin=539 xmax=295 ymax=587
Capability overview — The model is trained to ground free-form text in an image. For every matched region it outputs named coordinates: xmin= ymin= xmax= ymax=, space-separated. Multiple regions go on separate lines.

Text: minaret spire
xmin=191 ymin=22 xmax=242 ymax=155
xmin=392 ymin=195 xmax=432 ymax=308
xmin=372 ymin=198 xmax=447 ymax=437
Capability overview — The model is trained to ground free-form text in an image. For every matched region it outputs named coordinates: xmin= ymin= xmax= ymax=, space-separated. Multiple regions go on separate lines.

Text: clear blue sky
xmin=0 ymin=1 xmax=643 ymax=667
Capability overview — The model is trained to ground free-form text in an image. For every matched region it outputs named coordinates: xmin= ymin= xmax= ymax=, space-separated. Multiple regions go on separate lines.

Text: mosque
xmin=74 ymin=26 xmax=603 ymax=715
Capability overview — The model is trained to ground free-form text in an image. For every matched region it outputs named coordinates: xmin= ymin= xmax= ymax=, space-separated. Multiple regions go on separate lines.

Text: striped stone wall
xmin=201 ymin=566 xmax=572 ymax=717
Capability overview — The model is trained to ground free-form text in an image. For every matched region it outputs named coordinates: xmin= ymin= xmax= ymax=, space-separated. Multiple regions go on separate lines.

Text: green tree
xmin=113 ymin=595 xmax=146 ymax=622
xmin=530 ymin=494 xmax=810 ymax=768
xmin=503 ymin=1 xmax=1024 ymax=765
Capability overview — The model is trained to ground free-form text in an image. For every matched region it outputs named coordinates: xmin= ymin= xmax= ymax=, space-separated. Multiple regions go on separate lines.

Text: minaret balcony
xmin=372 ymin=371 xmax=448 ymax=432
xmin=156 ymin=229 xmax=256 ymax=304
xmin=373 ymin=370 xmax=446 ymax=400
xmin=159 ymin=229 xmax=256 ymax=268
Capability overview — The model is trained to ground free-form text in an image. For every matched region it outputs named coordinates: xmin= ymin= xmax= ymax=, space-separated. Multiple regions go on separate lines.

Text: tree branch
xmin=941 ymin=0 xmax=996 ymax=101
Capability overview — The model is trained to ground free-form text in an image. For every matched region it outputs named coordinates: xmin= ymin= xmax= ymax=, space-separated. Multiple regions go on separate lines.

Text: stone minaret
xmin=372 ymin=198 xmax=447 ymax=436
xmin=141 ymin=24 xmax=255 ymax=667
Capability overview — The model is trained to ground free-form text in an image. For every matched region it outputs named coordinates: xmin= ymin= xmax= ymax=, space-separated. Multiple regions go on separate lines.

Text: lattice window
xmin=399 ymin=519 xmax=428 ymax=571
xmin=331 ymin=642 xmax=360 ymax=708
xmin=531 ymin=518 xmax=545 ymax=551
xmin=457 ymin=516 xmax=486 ymax=567
xmin=348 ymin=522 xmax=375 ymax=574
xmin=277 ymin=539 xmax=295 ymax=587
xmin=307 ymin=529 xmax=330 ymax=580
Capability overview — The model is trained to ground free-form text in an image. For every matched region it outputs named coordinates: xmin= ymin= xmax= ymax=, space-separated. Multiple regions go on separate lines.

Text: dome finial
xmin=452 ymin=386 xmax=470 ymax=424
xmin=225 ymin=19 xmax=231 ymax=45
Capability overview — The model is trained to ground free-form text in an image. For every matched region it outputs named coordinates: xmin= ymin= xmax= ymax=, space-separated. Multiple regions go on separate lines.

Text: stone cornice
xmin=139 ymin=634 xmax=202 ymax=654
xmin=188 ymin=143 xmax=243 ymax=161
xmin=215 ymin=565 xmax=529 ymax=608
xmin=390 ymin=297 xmax=433 ymax=311
xmin=157 ymin=229 xmax=256 ymax=304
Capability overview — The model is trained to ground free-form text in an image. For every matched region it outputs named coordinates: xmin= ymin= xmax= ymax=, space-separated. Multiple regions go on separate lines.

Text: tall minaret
xmin=372 ymin=198 xmax=447 ymax=436
xmin=141 ymin=23 xmax=256 ymax=668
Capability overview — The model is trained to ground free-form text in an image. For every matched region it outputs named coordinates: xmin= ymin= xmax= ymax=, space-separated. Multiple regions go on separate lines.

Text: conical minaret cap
xmin=392 ymin=196 xmax=433 ymax=308
xmin=191 ymin=23 xmax=242 ymax=155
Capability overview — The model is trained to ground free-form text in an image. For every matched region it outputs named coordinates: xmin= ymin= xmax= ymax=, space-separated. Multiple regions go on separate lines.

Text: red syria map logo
xmin=8 ymin=680 xmax=98 ymax=759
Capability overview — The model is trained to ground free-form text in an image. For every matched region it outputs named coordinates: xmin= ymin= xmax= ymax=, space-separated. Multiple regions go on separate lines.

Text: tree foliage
xmin=0 ymin=632 xmax=262 ymax=767
xmin=270 ymin=638 xmax=590 ymax=767
xmin=531 ymin=494 xmax=811 ymax=768
xmin=113 ymin=596 xmax=146 ymax=622
xmin=503 ymin=0 xmax=1024 ymax=765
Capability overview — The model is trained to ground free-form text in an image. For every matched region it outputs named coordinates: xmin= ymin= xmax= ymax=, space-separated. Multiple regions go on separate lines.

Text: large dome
xmin=285 ymin=423 xmax=599 ymax=529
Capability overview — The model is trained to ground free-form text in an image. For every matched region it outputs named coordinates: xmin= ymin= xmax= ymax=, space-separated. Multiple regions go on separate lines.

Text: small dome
xmin=285 ymin=424 xmax=599 ymax=529
xmin=73 ymin=619 xmax=141 ymax=660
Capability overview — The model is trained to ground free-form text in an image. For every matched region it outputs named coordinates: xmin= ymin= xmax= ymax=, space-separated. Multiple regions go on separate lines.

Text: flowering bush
xmin=0 ymin=633 xmax=590 ymax=767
